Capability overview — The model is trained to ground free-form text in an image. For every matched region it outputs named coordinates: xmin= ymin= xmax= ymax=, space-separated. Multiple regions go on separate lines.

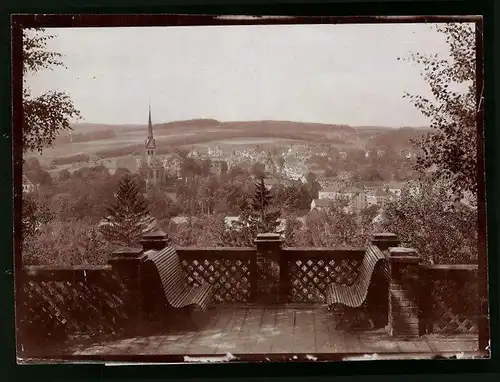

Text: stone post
xmin=108 ymin=247 xmax=146 ymax=333
xmin=369 ymin=233 xmax=400 ymax=329
xmin=139 ymin=230 xmax=171 ymax=318
xmin=372 ymin=232 xmax=401 ymax=252
xmin=140 ymin=229 xmax=170 ymax=251
xmin=388 ymin=247 xmax=421 ymax=338
xmin=253 ymin=233 xmax=284 ymax=304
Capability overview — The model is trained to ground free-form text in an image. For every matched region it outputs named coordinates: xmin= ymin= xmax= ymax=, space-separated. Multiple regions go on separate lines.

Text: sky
xmin=25 ymin=23 xmax=460 ymax=127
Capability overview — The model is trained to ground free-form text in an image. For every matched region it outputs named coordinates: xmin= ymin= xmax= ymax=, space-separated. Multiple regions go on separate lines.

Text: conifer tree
xmin=237 ymin=177 xmax=281 ymax=245
xmin=250 ymin=176 xmax=281 ymax=233
xmin=100 ymin=174 xmax=155 ymax=247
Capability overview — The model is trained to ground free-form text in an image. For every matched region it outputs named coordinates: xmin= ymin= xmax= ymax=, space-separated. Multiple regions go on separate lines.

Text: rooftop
xmin=375 ymin=189 xmax=392 ymax=197
xmin=312 ymin=199 xmax=333 ymax=207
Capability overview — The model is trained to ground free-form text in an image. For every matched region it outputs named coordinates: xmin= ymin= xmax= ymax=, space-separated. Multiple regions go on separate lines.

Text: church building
xmin=141 ymin=105 xmax=165 ymax=187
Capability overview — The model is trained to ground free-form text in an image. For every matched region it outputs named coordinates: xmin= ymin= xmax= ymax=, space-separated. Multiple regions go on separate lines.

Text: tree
xmin=21 ymin=193 xmax=53 ymax=239
xmin=25 ymin=168 xmax=53 ymax=187
xmin=201 ymin=159 xmax=212 ymax=177
xmin=300 ymin=198 xmax=367 ymax=247
xmin=23 ymin=157 xmax=42 ymax=173
xmin=114 ymin=167 xmax=131 ymax=180
xmin=384 ymin=180 xmax=477 ymax=264
xmin=235 ymin=177 xmax=281 ymax=245
xmin=401 ymin=23 xmax=477 ymax=202
xmin=251 ymin=163 xmax=266 ymax=178
xmin=146 ymin=188 xmax=181 ymax=224
xmin=250 ymin=177 xmax=281 ymax=233
xmin=23 ymin=218 xmax=113 ymax=266
xmin=23 ymin=28 xmax=81 ymax=153
xmin=99 ymin=175 xmax=155 ymax=248
xmin=57 ymin=168 xmax=71 ymax=182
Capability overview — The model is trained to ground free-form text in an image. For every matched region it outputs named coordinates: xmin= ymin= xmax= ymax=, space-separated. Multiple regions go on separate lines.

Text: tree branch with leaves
xmin=400 ymin=23 xmax=477 ymax=202
xmin=23 ymin=28 xmax=81 ymax=154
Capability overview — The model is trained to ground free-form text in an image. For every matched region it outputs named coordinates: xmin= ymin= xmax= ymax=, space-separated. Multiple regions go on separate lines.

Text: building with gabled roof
xmin=22 ymin=175 xmax=36 ymax=194
xmin=310 ymin=198 xmax=334 ymax=211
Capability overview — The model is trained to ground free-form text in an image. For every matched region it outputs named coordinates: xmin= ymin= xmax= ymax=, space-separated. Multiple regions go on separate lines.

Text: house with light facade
xmin=22 ymin=175 xmax=36 ymax=194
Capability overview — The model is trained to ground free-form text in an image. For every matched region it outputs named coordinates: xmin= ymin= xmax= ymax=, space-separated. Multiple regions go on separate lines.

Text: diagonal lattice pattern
xmin=430 ymin=278 xmax=478 ymax=334
xmin=287 ymin=258 xmax=362 ymax=303
xmin=181 ymin=259 xmax=252 ymax=302
xmin=19 ymin=271 xmax=129 ymax=344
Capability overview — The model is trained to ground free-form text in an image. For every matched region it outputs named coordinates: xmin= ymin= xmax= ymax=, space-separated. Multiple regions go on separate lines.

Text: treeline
xmin=22 ymin=155 xmax=477 ymax=268
xmin=54 ymin=129 xmax=117 ymax=144
xmin=51 ymin=153 xmax=90 ymax=166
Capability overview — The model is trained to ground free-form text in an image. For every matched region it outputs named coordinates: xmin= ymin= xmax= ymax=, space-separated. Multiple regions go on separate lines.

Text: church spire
xmin=145 ymin=104 xmax=156 ymax=158
xmin=148 ymin=103 xmax=153 ymax=139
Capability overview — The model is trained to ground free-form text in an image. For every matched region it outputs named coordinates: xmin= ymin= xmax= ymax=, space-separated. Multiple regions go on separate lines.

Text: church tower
xmin=143 ymin=105 xmax=164 ymax=187
xmin=145 ymin=104 xmax=156 ymax=166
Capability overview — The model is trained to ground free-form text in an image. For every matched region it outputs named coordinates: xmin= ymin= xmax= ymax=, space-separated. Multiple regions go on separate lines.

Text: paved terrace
xmin=19 ymin=232 xmax=485 ymax=362
xmin=61 ymin=306 xmax=478 ymax=358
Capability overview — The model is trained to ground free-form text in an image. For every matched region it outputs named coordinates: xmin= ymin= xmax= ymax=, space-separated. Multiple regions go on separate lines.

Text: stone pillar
xmin=372 ymin=232 xmax=401 ymax=252
xmin=140 ymin=229 xmax=170 ymax=251
xmin=138 ymin=230 xmax=171 ymax=319
xmin=388 ymin=247 xmax=421 ymax=338
xmin=253 ymin=233 xmax=283 ymax=304
xmin=369 ymin=233 xmax=400 ymax=329
xmin=108 ymin=247 xmax=146 ymax=333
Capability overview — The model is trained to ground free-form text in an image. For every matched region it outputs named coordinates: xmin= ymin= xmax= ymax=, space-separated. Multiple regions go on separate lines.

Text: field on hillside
xmin=25 ymin=119 xmax=429 ymax=170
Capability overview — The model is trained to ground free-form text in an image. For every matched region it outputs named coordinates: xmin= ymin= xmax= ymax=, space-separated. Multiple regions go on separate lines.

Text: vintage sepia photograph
xmin=13 ymin=15 xmax=489 ymax=364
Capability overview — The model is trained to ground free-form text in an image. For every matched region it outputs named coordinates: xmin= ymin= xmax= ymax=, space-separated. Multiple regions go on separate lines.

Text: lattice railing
xmin=421 ymin=265 xmax=479 ymax=335
xmin=19 ymin=266 xmax=129 ymax=345
xmin=177 ymin=248 xmax=257 ymax=303
xmin=283 ymin=249 xmax=365 ymax=303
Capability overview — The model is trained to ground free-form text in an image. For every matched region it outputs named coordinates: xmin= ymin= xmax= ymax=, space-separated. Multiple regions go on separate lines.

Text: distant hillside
xmin=156 ymin=119 xmax=221 ymax=129
xmin=366 ymin=126 xmax=433 ymax=150
xmin=39 ymin=120 xmax=435 ymax=162
xmin=70 ymin=123 xmax=143 ymax=132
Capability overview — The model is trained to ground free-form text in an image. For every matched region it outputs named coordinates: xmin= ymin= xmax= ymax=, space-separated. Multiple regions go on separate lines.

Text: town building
xmin=161 ymin=155 xmax=182 ymax=178
xmin=386 ymin=182 xmax=406 ymax=198
xmin=372 ymin=208 xmax=390 ymax=227
xmin=170 ymin=216 xmax=200 ymax=226
xmin=318 ymin=184 xmax=344 ymax=200
xmin=310 ymin=198 xmax=333 ymax=211
xmin=317 ymin=184 xmax=367 ymax=214
xmin=210 ymin=159 xmax=228 ymax=176
xmin=22 ymin=175 xmax=36 ymax=194
xmin=342 ymin=186 xmax=367 ymax=213
xmin=115 ymin=156 xmax=139 ymax=174
xmin=317 ymin=177 xmax=341 ymax=188
xmin=208 ymin=146 xmax=224 ymax=157
xmin=224 ymin=216 xmax=242 ymax=230
xmin=374 ymin=188 xmax=392 ymax=207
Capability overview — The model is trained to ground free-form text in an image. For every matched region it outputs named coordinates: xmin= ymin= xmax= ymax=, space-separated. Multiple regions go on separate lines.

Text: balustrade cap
xmin=110 ymin=247 xmax=143 ymax=258
xmin=389 ymin=247 xmax=419 ymax=263
xmin=373 ymin=232 xmax=399 ymax=240
xmin=254 ymin=232 xmax=283 ymax=243
xmin=141 ymin=229 xmax=168 ymax=239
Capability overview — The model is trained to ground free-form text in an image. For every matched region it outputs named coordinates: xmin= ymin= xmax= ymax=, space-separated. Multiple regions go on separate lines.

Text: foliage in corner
xmin=401 ymin=23 xmax=478 ymax=203
xmin=23 ymin=28 xmax=81 ymax=154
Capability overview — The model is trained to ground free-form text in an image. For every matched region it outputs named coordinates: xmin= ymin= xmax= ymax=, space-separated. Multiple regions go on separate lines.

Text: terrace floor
xmin=61 ymin=305 xmax=479 ymax=358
